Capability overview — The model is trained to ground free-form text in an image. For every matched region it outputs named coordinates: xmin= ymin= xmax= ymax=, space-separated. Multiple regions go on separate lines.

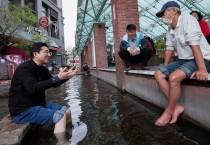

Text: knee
xmin=144 ymin=47 xmax=152 ymax=56
xmin=53 ymin=110 xmax=67 ymax=123
xmin=154 ymin=70 xmax=165 ymax=81
xmin=168 ymin=74 xmax=182 ymax=85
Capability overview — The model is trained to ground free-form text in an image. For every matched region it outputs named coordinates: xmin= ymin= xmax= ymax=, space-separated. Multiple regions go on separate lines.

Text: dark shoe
xmin=125 ymin=66 xmax=135 ymax=72
xmin=141 ymin=66 xmax=150 ymax=70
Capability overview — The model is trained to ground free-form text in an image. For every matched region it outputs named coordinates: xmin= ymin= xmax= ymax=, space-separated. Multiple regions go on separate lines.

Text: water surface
xmin=13 ymin=75 xmax=210 ymax=145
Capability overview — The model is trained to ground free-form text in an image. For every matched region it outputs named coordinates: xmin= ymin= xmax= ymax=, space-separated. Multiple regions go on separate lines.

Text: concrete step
xmin=0 ymin=114 xmax=33 ymax=145
xmin=0 ymin=80 xmax=11 ymax=98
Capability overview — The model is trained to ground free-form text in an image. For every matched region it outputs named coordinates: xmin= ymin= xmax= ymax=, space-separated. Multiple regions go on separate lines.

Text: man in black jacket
xmin=8 ymin=42 xmax=77 ymax=134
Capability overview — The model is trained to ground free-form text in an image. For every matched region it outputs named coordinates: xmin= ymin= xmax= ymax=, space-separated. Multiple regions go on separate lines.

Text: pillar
xmin=84 ymin=47 xmax=89 ymax=64
xmin=111 ymin=0 xmax=140 ymax=90
xmin=87 ymin=39 xmax=92 ymax=68
xmin=93 ymin=23 xmax=108 ymax=75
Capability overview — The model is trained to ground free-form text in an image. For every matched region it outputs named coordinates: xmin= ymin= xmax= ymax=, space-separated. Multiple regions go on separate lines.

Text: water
xmin=1 ymin=75 xmax=210 ymax=145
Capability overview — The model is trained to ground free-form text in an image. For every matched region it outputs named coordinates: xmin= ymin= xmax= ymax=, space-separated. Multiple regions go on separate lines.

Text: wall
xmin=98 ymin=69 xmax=117 ymax=87
xmin=92 ymin=69 xmax=210 ymax=131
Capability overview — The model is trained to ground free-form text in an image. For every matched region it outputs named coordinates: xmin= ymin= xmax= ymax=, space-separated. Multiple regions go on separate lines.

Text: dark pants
xmin=118 ymin=47 xmax=152 ymax=67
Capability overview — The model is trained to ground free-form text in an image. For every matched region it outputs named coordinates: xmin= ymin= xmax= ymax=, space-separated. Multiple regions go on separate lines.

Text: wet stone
xmin=0 ymin=80 xmax=11 ymax=98
xmin=0 ymin=115 xmax=31 ymax=145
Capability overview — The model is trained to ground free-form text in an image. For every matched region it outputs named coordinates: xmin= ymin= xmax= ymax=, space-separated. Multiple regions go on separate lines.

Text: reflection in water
xmin=20 ymin=75 xmax=210 ymax=145
xmin=65 ymin=78 xmax=87 ymax=145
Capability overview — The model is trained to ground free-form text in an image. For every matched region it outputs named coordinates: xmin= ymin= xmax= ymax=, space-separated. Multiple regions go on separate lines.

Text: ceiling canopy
xmin=76 ymin=0 xmax=210 ymax=53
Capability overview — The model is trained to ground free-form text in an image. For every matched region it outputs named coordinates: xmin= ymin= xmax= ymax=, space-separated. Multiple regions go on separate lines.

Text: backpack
xmin=205 ymin=34 xmax=210 ymax=45
xmin=140 ymin=36 xmax=156 ymax=56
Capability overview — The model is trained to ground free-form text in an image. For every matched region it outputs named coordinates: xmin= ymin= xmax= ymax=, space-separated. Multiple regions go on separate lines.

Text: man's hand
xmin=190 ymin=69 xmax=209 ymax=81
xmin=128 ymin=49 xmax=138 ymax=56
xmin=58 ymin=67 xmax=78 ymax=80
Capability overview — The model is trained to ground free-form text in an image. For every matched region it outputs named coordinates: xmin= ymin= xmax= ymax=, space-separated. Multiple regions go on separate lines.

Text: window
xmin=62 ymin=37 xmax=64 ymax=44
xmin=51 ymin=0 xmax=57 ymax=5
xmin=42 ymin=2 xmax=59 ymax=39
xmin=24 ymin=0 xmax=36 ymax=13
xmin=50 ymin=8 xmax=59 ymax=39
xmin=50 ymin=9 xmax=58 ymax=19
xmin=9 ymin=0 xmax=21 ymax=6
xmin=42 ymin=4 xmax=47 ymax=16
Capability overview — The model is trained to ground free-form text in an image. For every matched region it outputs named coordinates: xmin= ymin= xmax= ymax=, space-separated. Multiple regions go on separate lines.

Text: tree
xmin=65 ymin=46 xmax=77 ymax=66
xmin=0 ymin=1 xmax=37 ymax=54
xmin=155 ymin=38 xmax=165 ymax=57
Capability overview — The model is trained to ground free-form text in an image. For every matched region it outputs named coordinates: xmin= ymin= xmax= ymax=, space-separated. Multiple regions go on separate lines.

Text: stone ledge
xmin=98 ymin=68 xmax=116 ymax=72
xmin=127 ymin=70 xmax=155 ymax=76
xmin=126 ymin=70 xmax=210 ymax=81
xmin=0 ymin=115 xmax=32 ymax=145
xmin=0 ymin=80 xmax=11 ymax=98
xmin=90 ymin=67 xmax=96 ymax=70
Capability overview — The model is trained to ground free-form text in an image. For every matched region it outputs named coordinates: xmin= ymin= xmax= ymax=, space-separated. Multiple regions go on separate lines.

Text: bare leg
xmin=65 ymin=108 xmax=71 ymax=123
xmin=169 ymin=104 xmax=184 ymax=124
xmin=54 ymin=131 xmax=69 ymax=145
xmin=154 ymin=70 xmax=170 ymax=97
xmin=54 ymin=114 xmax=67 ymax=133
xmin=154 ymin=70 xmax=186 ymax=126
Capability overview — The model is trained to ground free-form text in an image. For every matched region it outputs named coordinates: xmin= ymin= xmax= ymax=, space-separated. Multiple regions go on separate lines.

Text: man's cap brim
xmin=156 ymin=8 xmax=166 ymax=17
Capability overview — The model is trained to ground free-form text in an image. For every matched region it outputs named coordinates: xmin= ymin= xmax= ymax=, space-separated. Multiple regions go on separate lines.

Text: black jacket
xmin=8 ymin=60 xmax=65 ymax=116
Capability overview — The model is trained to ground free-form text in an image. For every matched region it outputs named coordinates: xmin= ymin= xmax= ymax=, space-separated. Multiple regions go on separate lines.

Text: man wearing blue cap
xmin=154 ymin=1 xmax=210 ymax=126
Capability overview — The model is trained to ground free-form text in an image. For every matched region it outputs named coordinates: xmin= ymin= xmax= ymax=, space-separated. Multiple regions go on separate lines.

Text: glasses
xmin=40 ymin=51 xmax=52 ymax=56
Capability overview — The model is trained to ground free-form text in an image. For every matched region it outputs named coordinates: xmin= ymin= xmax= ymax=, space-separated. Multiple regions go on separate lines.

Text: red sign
xmin=38 ymin=16 xmax=50 ymax=28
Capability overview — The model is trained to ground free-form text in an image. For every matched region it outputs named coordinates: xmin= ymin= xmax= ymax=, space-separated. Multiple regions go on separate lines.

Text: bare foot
xmin=155 ymin=111 xmax=172 ymax=126
xmin=169 ymin=104 xmax=184 ymax=124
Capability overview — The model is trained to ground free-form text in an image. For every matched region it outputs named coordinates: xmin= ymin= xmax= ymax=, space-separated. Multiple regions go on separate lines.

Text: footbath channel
xmin=1 ymin=75 xmax=210 ymax=145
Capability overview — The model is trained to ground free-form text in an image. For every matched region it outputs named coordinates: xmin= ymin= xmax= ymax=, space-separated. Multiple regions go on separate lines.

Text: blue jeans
xmin=159 ymin=59 xmax=210 ymax=77
xmin=12 ymin=101 xmax=69 ymax=125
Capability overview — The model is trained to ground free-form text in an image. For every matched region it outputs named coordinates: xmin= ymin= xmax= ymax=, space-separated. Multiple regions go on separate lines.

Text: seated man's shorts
xmin=12 ymin=101 xmax=69 ymax=125
xmin=159 ymin=59 xmax=210 ymax=77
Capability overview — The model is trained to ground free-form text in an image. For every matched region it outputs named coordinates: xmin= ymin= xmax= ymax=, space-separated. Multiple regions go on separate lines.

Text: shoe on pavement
xmin=141 ymin=66 xmax=150 ymax=70
xmin=125 ymin=66 xmax=135 ymax=72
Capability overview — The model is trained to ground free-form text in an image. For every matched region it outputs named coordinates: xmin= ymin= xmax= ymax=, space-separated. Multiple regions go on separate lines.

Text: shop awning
xmin=6 ymin=46 xmax=26 ymax=56
xmin=49 ymin=47 xmax=66 ymax=52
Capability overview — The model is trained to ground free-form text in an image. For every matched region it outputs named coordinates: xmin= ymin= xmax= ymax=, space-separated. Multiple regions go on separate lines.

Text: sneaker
xmin=125 ymin=66 xmax=135 ymax=72
xmin=141 ymin=66 xmax=150 ymax=70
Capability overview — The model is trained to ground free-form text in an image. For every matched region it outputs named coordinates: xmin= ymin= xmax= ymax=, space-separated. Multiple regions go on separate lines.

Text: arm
xmin=164 ymin=32 xmax=174 ymax=65
xmin=183 ymin=16 xmax=208 ymax=81
xmin=120 ymin=40 xmax=129 ymax=51
xmin=190 ymin=45 xmax=208 ymax=81
xmin=19 ymin=66 xmax=76 ymax=95
xmin=18 ymin=66 xmax=56 ymax=95
xmin=52 ymin=67 xmax=78 ymax=87
xmin=120 ymin=40 xmax=136 ymax=56
xmin=164 ymin=50 xmax=173 ymax=66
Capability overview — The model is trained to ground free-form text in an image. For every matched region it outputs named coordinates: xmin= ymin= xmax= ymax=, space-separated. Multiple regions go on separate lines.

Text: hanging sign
xmin=38 ymin=16 xmax=50 ymax=28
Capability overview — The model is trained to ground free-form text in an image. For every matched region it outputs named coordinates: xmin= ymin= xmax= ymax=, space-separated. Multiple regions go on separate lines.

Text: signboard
xmin=26 ymin=26 xmax=48 ymax=37
xmin=38 ymin=16 xmax=50 ymax=28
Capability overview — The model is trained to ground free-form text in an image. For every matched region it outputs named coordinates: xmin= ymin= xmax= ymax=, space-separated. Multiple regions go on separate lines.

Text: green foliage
xmin=31 ymin=34 xmax=52 ymax=46
xmin=65 ymin=47 xmax=77 ymax=59
xmin=0 ymin=3 xmax=37 ymax=52
xmin=155 ymin=38 xmax=165 ymax=56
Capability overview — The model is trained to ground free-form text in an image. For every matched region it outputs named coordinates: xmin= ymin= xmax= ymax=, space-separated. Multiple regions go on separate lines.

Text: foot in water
xmin=155 ymin=111 xmax=172 ymax=126
xmin=169 ymin=104 xmax=184 ymax=124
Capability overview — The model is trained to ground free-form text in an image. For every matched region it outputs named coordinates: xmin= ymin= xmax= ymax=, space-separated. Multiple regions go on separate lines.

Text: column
xmin=111 ymin=0 xmax=140 ymax=90
xmin=93 ymin=23 xmax=108 ymax=75
xmin=86 ymin=39 xmax=92 ymax=68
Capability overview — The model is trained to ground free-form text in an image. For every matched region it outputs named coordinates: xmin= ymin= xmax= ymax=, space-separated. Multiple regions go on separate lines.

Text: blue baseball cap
xmin=156 ymin=1 xmax=180 ymax=17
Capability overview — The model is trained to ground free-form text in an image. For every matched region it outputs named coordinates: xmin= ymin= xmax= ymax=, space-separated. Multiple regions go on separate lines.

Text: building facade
xmin=7 ymin=0 xmax=66 ymax=67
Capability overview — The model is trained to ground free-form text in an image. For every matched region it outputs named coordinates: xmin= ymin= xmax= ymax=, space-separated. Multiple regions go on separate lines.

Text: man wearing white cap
xmin=154 ymin=1 xmax=210 ymax=126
